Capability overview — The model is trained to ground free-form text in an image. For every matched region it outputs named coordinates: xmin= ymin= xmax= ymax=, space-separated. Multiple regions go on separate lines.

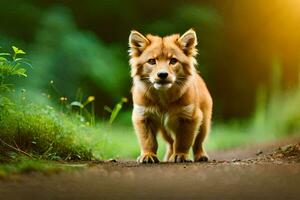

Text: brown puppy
xmin=128 ymin=29 xmax=212 ymax=163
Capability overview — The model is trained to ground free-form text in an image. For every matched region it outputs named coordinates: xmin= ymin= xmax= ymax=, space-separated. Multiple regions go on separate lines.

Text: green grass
xmin=0 ymin=156 xmax=64 ymax=177
xmin=0 ymin=96 xmax=140 ymax=162
xmin=0 ymin=98 xmax=96 ymax=160
xmin=0 ymin=154 xmax=87 ymax=177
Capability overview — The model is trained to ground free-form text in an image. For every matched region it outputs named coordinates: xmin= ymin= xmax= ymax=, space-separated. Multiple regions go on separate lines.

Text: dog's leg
xmin=160 ymin=129 xmax=174 ymax=161
xmin=133 ymin=113 xmax=159 ymax=163
xmin=169 ymin=117 xmax=201 ymax=163
xmin=193 ymin=108 xmax=212 ymax=162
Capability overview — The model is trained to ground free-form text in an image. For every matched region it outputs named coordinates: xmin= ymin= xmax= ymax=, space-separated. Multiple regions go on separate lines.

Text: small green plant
xmin=0 ymin=46 xmax=31 ymax=92
xmin=46 ymin=82 xmax=96 ymax=126
xmin=70 ymin=95 xmax=96 ymax=126
xmin=104 ymin=97 xmax=128 ymax=125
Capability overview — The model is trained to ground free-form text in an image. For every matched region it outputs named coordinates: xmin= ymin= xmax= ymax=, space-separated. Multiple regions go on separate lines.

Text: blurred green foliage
xmin=28 ymin=7 xmax=129 ymax=106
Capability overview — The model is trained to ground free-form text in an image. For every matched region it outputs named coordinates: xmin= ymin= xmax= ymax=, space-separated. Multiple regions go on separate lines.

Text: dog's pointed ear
xmin=129 ymin=30 xmax=150 ymax=56
xmin=178 ymin=29 xmax=198 ymax=56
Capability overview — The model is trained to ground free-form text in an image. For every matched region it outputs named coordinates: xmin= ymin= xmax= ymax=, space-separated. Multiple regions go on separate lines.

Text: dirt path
xmin=0 ymin=138 xmax=300 ymax=200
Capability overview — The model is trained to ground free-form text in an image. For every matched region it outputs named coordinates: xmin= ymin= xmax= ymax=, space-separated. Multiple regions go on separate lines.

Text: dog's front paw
xmin=169 ymin=153 xmax=192 ymax=163
xmin=194 ymin=153 xmax=209 ymax=162
xmin=137 ymin=153 xmax=159 ymax=164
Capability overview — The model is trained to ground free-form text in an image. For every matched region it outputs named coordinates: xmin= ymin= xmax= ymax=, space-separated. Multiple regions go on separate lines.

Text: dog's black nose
xmin=157 ymin=72 xmax=168 ymax=79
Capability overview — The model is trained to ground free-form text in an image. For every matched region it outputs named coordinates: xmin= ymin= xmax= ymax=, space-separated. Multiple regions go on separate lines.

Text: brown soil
xmin=0 ymin=138 xmax=300 ymax=200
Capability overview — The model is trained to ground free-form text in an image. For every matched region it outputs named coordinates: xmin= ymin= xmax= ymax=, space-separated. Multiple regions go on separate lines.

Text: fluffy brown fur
xmin=128 ymin=29 xmax=212 ymax=163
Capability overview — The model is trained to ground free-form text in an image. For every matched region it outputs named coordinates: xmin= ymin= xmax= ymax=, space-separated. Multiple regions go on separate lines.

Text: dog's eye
xmin=169 ymin=58 xmax=178 ymax=65
xmin=147 ymin=59 xmax=156 ymax=65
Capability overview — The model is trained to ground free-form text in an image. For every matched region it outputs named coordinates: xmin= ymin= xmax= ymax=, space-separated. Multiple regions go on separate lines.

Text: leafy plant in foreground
xmin=0 ymin=46 xmax=32 ymax=92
